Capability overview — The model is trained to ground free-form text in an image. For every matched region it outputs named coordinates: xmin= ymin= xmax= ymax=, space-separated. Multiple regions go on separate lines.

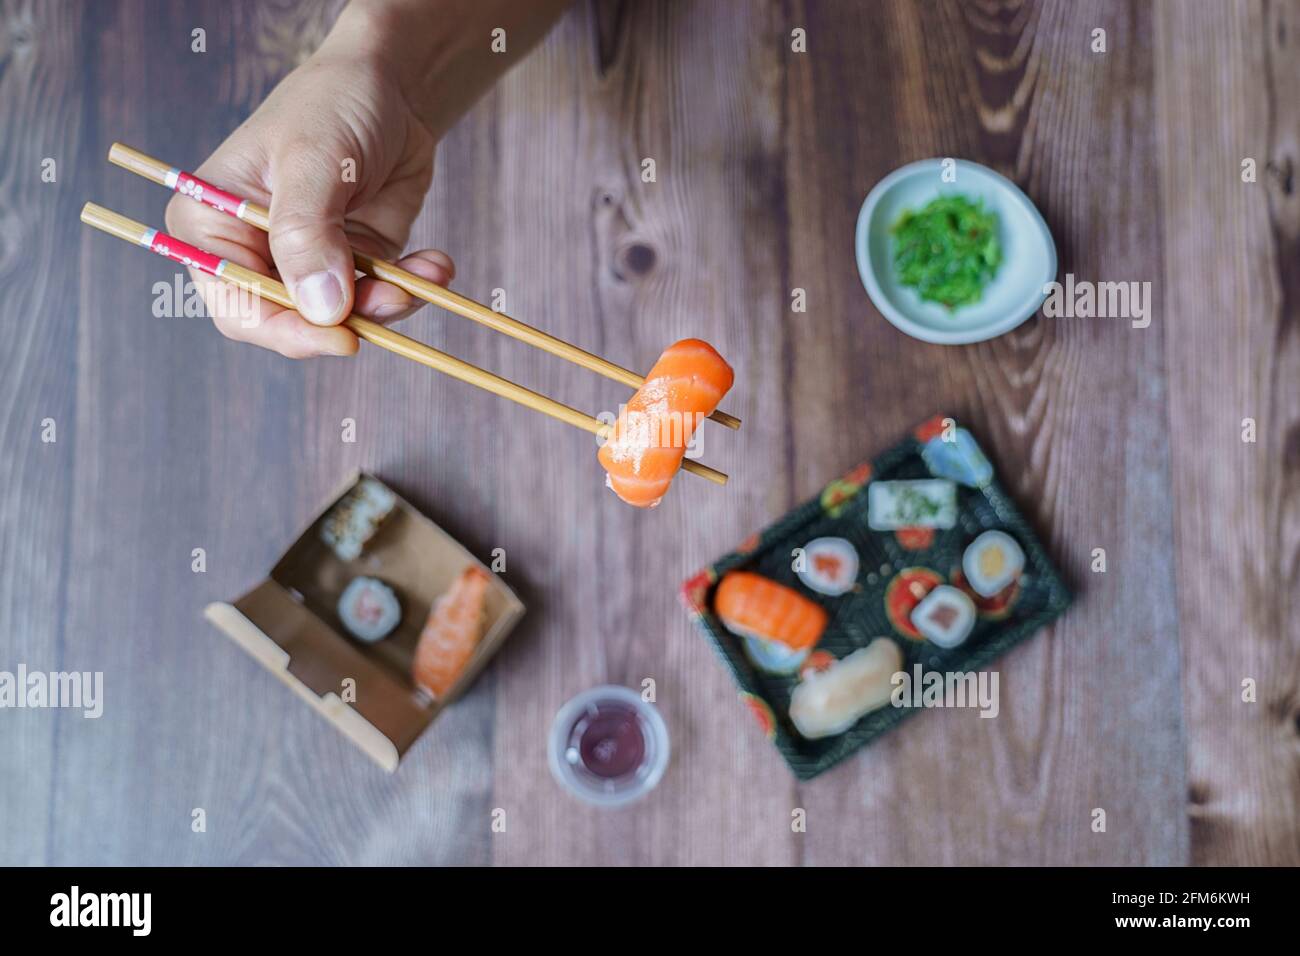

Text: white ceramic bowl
xmin=855 ymin=159 xmax=1057 ymax=345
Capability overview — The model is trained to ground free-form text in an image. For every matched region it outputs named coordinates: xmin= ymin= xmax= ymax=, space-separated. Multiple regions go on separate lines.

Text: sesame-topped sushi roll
xmin=320 ymin=477 xmax=397 ymax=562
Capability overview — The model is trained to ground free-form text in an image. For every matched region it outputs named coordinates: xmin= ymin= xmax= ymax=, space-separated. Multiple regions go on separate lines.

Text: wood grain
xmin=0 ymin=0 xmax=86 ymax=868
xmin=484 ymin=0 xmax=797 ymax=866
xmin=782 ymin=0 xmax=1188 ymax=866
xmin=0 ymin=0 xmax=1293 ymax=866
xmin=1155 ymin=0 xmax=1300 ymax=866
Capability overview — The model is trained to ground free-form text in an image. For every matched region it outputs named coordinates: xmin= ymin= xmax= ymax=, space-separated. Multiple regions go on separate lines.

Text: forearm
xmin=324 ymin=0 xmax=573 ymax=140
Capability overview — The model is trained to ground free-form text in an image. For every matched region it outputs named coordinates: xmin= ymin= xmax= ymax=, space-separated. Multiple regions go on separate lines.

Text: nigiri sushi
xmin=598 ymin=339 xmax=734 ymax=508
xmin=789 ymin=638 xmax=904 ymax=739
xmin=413 ymin=566 xmax=490 ymax=699
xmin=714 ymin=571 xmax=828 ymax=674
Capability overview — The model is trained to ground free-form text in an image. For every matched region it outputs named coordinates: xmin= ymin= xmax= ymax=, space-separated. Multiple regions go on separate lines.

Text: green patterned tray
xmin=681 ymin=415 xmax=1072 ymax=780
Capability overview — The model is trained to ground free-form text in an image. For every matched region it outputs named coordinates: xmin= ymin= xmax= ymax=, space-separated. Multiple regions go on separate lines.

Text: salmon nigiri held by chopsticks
xmin=413 ymin=566 xmax=490 ymax=699
xmin=598 ymin=339 xmax=735 ymax=508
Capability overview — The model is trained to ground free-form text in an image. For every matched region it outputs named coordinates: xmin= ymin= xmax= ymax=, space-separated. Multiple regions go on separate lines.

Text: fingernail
xmin=294 ymin=271 xmax=344 ymax=326
xmin=371 ymin=302 xmax=408 ymax=321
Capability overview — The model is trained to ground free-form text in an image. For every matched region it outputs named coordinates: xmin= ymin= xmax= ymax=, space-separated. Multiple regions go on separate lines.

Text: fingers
xmin=164 ymin=169 xmax=270 ymax=268
xmin=191 ymin=245 xmax=451 ymax=357
xmin=199 ymin=274 xmax=359 ymax=358
xmin=166 ymin=179 xmax=359 ymax=358
xmin=162 ymin=147 xmax=451 ymax=357
xmin=267 ymin=143 xmax=358 ymax=327
xmin=183 ymin=256 xmax=359 ymax=359
xmin=352 ymin=249 xmax=455 ymax=324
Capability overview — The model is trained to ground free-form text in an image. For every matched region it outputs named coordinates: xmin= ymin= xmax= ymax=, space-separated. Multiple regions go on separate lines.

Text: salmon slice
xmin=413 ymin=566 xmax=491 ymax=698
xmin=713 ymin=571 xmax=828 ymax=651
xmin=598 ymin=339 xmax=735 ymax=508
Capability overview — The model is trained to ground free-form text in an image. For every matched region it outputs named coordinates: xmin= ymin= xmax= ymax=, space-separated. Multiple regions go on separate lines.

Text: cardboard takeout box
xmin=205 ymin=471 xmax=525 ymax=770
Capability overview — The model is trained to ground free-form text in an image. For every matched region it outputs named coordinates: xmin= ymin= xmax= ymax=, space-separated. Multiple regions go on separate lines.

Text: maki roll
xmin=962 ymin=530 xmax=1024 ymax=598
xmin=338 ymin=576 xmax=401 ymax=643
xmin=910 ymin=584 xmax=976 ymax=648
xmin=320 ymin=477 xmax=397 ymax=562
xmin=796 ymin=537 xmax=859 ymax=596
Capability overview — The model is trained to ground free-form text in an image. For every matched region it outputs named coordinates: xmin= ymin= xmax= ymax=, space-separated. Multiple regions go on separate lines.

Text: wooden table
xmin=2 ymin=0 xmax=1296 ymax=866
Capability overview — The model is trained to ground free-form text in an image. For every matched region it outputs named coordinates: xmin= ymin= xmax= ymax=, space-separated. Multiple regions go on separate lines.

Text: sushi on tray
xmin=681 ymin=415 xmax=1071 ymax=779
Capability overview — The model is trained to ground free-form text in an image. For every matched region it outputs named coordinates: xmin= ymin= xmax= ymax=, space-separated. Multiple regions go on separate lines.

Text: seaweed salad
xmin=891 ymin=195 xmax=1002 ymax=309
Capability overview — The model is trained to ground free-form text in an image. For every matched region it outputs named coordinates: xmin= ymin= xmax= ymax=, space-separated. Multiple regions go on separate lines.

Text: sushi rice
xmin=338 ymin=576 xmax=402 ymax=643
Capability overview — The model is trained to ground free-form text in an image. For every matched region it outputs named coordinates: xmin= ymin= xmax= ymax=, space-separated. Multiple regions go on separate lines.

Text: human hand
xmin=165 ymin=40 xmax=452 ymax=358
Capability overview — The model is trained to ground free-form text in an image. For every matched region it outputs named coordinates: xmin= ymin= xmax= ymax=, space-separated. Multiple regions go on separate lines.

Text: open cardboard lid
xmin=205 ymin=471 xmax=525 ymax=771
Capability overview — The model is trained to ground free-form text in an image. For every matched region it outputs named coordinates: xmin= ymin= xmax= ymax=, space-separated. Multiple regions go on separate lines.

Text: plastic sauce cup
xmin=548 ymin=685 xmax=670 ymax=807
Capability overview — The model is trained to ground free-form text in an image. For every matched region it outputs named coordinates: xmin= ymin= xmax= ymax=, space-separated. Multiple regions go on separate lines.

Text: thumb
xmin=268 ymin=145 xmax=357 ymax=326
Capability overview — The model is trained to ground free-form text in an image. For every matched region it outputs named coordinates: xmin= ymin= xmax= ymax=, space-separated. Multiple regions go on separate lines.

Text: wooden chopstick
xmin=107 ymin=142 xmax=743 ymax=431
xmin=79 ymin=202 xmax=728 ymax=487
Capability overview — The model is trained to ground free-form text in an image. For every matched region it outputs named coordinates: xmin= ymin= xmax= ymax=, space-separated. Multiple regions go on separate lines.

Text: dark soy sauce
xmin=549 ymin=686 xmax=669 ymax=806
xmin=570 ymin=701 xmax=647 ymax=780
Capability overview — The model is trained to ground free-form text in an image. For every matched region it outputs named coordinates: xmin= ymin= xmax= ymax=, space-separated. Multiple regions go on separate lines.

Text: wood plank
xmin=1155 ymin=0 xmax=1300 ymax=866
xmin=487 ymin=0 xmax=797 ymax=865
xmin=5 ymin=0 xmax=1292 ymax=867
xmin=0 ymin=0 xmax=86 ymax=867
xmin=51 ymin=0 xmax=307 ymax=865
xmin=786 ymin=0 xmax=1185 ymax=864
xmin=49 ymin=0 xmax=497 ymax=866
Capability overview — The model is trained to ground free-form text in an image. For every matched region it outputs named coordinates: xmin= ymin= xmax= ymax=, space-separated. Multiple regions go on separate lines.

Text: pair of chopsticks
xmin=82 ymin=143 xmax=737 ymax=486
